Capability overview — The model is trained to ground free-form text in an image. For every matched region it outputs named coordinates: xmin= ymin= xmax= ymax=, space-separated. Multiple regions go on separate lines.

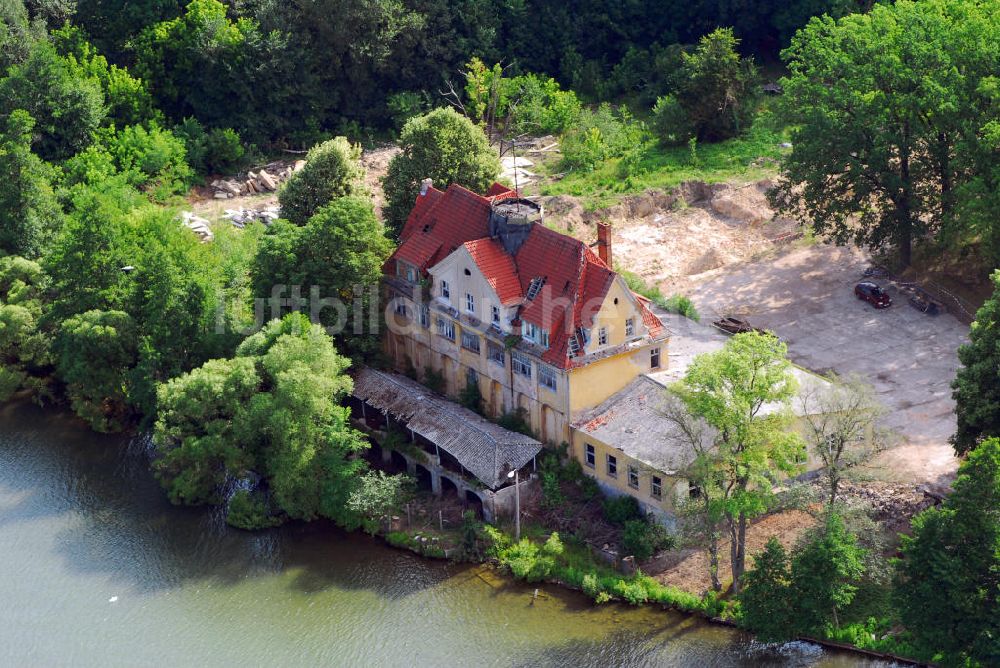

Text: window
xmin=491 ymin=305 xmax=500 ymax=325
xmin=524 ymin=322 xmax=547 ymax=347
xmin=538 ymin=364 xmax=557 ymax=391
xmin=461 ymin=331 xmax=480 ymax=353
xmin=465 ymin=293 xmax=475 ymax=313
xmin=466 ymin=367 xmax=478 ymax=385
xmin=625 ymin=318 xmax=635 ymax=337
xmin=394 ymin=301 xmax=407 ymax=317
xmin=511 ymin=350 xmax=532 ymax=378
xmin=606 ymin=454 xmax=617 ymax=478
xmin=539 ymin=329 xmax=549 ymax=348
xmin=397 ymin=261 xmax=416 ymax=282
xmin=585 ymin=444 xmax=595 ymax=468
xmin=436 ymin=317 xmax=455 ymax=341
xmin=568 ymin=335 xmax=581 ymax=357
xmin=419 ymin=304 xmax=430 ymax=328
xmin=487 ymin=340 xmax=504 ymax=365
xmin=598 ymin=326 xmax=608 ymax=346
xmin=526 ymin=276 xmax=546 ymax=300
xmin=628 ymin=465 xmax=639 ymax=489
xmin=440 ymin=280 xmax=450 ymax=300
xmin=650 ymin=347 xmax=661 ymax=369
xmin=651 ymin=476 xmax=663 ymax=501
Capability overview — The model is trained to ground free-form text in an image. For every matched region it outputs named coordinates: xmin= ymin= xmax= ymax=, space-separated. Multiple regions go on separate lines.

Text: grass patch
xmin=538 ymin=120 xmax=788 ymax=210
xmin=618 ymin=268 xmax=700 ymax=321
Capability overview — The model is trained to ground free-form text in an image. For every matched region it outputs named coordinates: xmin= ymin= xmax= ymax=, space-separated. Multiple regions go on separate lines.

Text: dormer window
xmin=397 ymin=261 xmax=416 ymax=283
xmin=523 ymin=322 xmax=549 ymax=349
xmin=440 ymin=280 xmax=450 ymax=300
xmin=526 ymin=277 xmax=546 ymax=300
xmin=465 ymin=293 xmax=475 ymax=313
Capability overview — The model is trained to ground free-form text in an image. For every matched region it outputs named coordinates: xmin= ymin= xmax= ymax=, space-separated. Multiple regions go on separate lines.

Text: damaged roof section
xmin=351 ymin=367 xmax=542 ymax=490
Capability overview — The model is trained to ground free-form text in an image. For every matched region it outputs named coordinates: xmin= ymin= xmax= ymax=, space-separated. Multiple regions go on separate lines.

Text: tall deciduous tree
xmin=896 ymin=437 xmax=1000 ymax=666
xmin=798 ymin=373 xmax=888 ymax=504
xmin=669 ymin=332 xmax=805 ymax=593
xmin=0 ymin=111 xmax=64 ymax=258
xmin=952 ymin=270 xmax=1000 ymax=456
xmin=383 ymin=107 xmax=500 ymax=237
xmin=738 ymin=538 xmax=795 ymax=641
xmin=771 ymin=0 xmax=1000 ymax=267
xmin=278 ymin=137 xmax=365 ymax=225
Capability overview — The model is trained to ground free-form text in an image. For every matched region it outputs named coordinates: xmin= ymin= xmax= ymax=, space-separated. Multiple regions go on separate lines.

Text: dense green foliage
xmin=740 ymin=513 xmax=867 ymax=641
xmin=669 ymin=332 xmax=805 ymax=593
xmin=772 ymin=0 xmax=1000 ymax=266
xmin=278 ymin=137 xmax=365 ymax=225
xmin=896 ymin=438 xmax=1000 ymax=666
xmin=0 ymin=111 xmax=63 ymax=257
xmin=952 ymin=271 xmax=1000 ymax=455
xmin=383 ymin=108 xmax=500 ymax=236
xmin=153 ymin=314 xmax=369 ymax=526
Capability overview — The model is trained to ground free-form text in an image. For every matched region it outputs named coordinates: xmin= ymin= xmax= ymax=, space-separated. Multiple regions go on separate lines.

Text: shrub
xmin=226 ymin=489 xmax=281 ymax=530
xmin=594 ymin=591 xmax=612 ymax=605
xmin=175 ymin=118 xmax=245 ymax=175
xmin=560 ymin=104 xmax=648 ymax=171
xmin=507 ymin=73 xmax=581 ymax=135
xmin=661 ymin=294 xmax=700 ymax=321
xmin=613 ymin=579 xmax=649 ymax=606
xmin=652 ymin=94 xmax=692 ymax=146
xmin=422 ymin=366 xmax=445 ymax=394
xmin=582 ymin=572 xmax=602 ymax=598
xmin=496 ymin=408 xmax=533 ymax=437
xmin=602 ymin=495 xmax=642 ymax=525
xmin=622 ymin=519 xmax=674 ymax=561
xmin=279 ymin=136 xmax=364 ymax=225
xmin=458 ymin=377 xmax=483 ymax=413
xmin=106 ymin=123 xmax=193 ymax=199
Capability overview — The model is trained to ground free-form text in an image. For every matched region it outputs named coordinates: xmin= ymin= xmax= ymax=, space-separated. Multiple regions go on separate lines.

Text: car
xmin=854 ymin=281 xmax=892 ymax=308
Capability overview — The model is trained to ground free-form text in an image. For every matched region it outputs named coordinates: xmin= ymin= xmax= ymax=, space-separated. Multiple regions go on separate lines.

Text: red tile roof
xmin=388 ymin=183 xmax=666 ymax=369
xmin=464 ymin=238 xmax=522 ymax=305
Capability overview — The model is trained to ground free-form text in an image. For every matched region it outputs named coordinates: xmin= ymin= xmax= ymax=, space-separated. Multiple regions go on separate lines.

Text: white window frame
xmin=625 ymin=318 xmax=634 ymax=337
xmin=465 ymin=293 xmax=475 ymax=314
xmin=628 ymin=465 xmax=639 ymax=489
xmin=538 ymin=364 xmax=557 ymax=391
xmin=487 ymin=340 xmax=504 ymax=366
xmin=419 ymin=304 xmax=430 ymax=328
xmin=650 ymin=347 xmax=661 ymax=369
xmin=394 ymin=301 xmax=407 ymax=317
xmin=491 ymin=305 xmax=501 ymax=325
xmin=598 ymin=326 xmax=608 ymax=346
xmin=511 ymin=350 xmax=532 ymax=378
xmin=440 ymin=280 xmax=450 ymax=300
xmin=606 ymin=453 xmax=617 ymax=478
xmin=651 ymin=476 xmax=663 ymax=501
xmin=461 ymin=331 xmax=480 ymax=353
xmin=585 ymin=444 xmax=595 ymax=468
xmin=523 ymin=322 xmax=538 ymax=342
xmin=436 ymin=317 xmax=455 ymax=341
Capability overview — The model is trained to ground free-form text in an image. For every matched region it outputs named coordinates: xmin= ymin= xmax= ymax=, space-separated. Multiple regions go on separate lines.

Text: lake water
xmin=0 ymin=401 xmax=884 ymax=667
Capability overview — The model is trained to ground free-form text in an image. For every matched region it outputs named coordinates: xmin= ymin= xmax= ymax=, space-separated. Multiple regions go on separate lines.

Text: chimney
xmin=596 ymin=223 xmax=612 ymax=267
xmin=419 ymin=178 xmax=433 ymax=196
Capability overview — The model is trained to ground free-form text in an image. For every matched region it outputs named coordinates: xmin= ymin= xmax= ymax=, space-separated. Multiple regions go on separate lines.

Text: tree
xmin=671 ymin=28 xmax=760 ymax=143
xmin=154 ymin=314 xmax=370 ymax=524
xmin=0 ymin=40 xmax=105 ymax=161
xmin=0 ymin=111 xmax=64 ymax=258
xmin=738 ymin=538 xmax=796 ymax=642
xmin=251 ymin=195 xmax=392 ymax=360
xmin=347 ymin=470 xmax=412 ymax=534
xmin=383 ymin=107 xmax=500 ymax=237
xmin=789 ymin=511 xmax=865 ymax=634
xmin=54 ymin=310 xmax=138 ymax=432
xmin=771 ymin=1 xmax=1000 ymax=267
xmin=278 ymin=137 xmax=365 ymax=225
xmin=952 ymin=271 xmax=1000 ymax=456
xmin=798 ymin=373 xmax=888 ymax=504
xmin=668 ymin=332 xmax=805 ymax=593
xmin=0 ymin=256 xmax=52 ymax=401
xmin=896 ymin=437 xmax=1000 ymax=666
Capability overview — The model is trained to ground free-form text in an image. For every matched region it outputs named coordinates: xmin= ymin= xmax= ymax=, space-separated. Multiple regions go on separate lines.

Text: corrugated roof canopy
xmin=352 ymin=368 xmax=542 ymax=490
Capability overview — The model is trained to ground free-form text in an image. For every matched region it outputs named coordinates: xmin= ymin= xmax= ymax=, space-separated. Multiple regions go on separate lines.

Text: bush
xmin=560 ymin=104 xmax=648 ymax=171
xmin=106 ymin=124 xmax=193 ymax=199
xmin=175 ymin=117 xmax=245 ymax=175
xmin=496 ymin=408 xmax=533 ymax=437
xmin=582 ymin=573 xmax=601 ymax=598
xmin=422 ymin=366 xmax=445 ymax=394
xmin=613 ymin=579 xmax=649 ymax=606
xmin=226 ymin=489 xmax=281 ymax=530
xmin=507 ymin=73 xmax=581 ymax=135
xmin=279 ymin=136 xmax=364 ymax=225
xmin=661 ymin=294 xmax=700 ymax=321
xmin=602 ymin=495 xmax=642 ymax=525
xmin=458 ymin=377 xmax=483 ymax=413
xmin=652 ymin=94 xmax=692 ymax=146
xmin=622 ymin=519 xmax=674 ymax=561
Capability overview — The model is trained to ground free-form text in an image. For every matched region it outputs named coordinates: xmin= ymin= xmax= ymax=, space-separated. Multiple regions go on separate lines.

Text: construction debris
xmin=180 ymin=212 xmax=214 ymax=242
xmin=223 ymin=206 xmax=280 ymax=228
xmin=208 ymin=160 xmax=305 ymax=199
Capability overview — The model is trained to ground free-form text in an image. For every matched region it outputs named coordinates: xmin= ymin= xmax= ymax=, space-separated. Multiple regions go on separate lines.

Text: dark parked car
xmin=855 ymin=281 xmax=892 ymax=308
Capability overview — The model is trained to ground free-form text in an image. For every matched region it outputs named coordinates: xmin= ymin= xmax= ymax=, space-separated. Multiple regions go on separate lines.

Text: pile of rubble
xmin=223 ymin=206 xmax=280 ymax=228
xmin=835 ymin=480 xmax=940 ymax=534
xmin=181 ymin=212 xmax=213 ymax=242
xmin=210 ymin=159 xmax=305 ymax=199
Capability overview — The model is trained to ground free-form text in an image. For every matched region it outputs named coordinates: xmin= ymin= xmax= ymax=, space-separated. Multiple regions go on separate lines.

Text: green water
xmin=0 ymin=401 xmax=883 ymax=667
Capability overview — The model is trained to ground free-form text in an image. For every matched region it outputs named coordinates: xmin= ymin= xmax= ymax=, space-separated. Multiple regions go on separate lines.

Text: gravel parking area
xmin=678 ymin=244 xmax=968 ymax=486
